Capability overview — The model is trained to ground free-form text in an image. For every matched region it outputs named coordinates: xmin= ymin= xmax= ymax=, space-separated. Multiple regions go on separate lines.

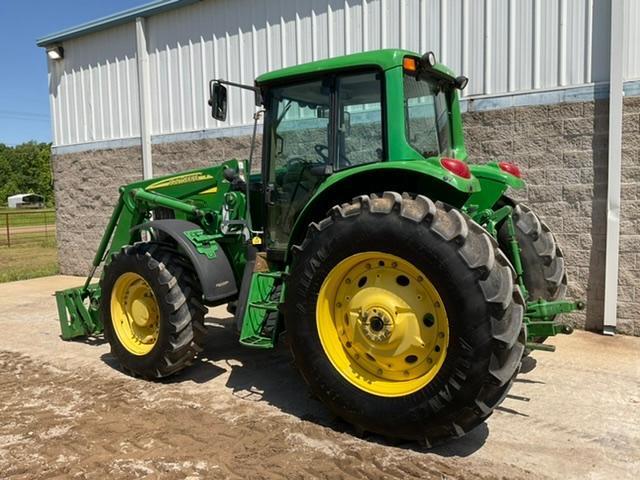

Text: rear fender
xmin=131 ymin=219 xmax=238 ymax=304
xmin=287 ymin=162 xmax=480 ymax=259
xmin=465 ymin=163 xmax=525 ymax=212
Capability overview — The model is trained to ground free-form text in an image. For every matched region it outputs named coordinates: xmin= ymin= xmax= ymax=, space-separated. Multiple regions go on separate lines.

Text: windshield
xmin=403 ymin=73 xmax=453 ymax=158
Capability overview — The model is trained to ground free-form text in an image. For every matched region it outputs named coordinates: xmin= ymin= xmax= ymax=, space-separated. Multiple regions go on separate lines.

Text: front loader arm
xmin=55 ymin=160 xmax=249 ymax=340
xmin=56 ymin=189 xmax=208 ymax=340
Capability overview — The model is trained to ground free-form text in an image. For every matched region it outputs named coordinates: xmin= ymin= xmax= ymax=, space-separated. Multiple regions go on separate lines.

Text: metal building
xmin=37 ymin=0 xmax=639 ymax=335
xmin=7 ymin=194 xmax=45 ymax=209
xmin=38 ymin=0 xmax=640 ymax=149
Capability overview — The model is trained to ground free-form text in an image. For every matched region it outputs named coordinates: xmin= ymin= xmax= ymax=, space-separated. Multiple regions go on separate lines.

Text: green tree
xmin=0 ymin=142 xmax=53 ymax=207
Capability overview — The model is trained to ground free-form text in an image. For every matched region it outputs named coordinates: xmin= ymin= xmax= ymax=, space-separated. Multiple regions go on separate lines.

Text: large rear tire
xmin=497 ymin=200 xmax=568 ymax=345
xmin=101 ymin=243 xmax=207 ymax=379
xmin=285 ymin=192 xmax=525 ymax=445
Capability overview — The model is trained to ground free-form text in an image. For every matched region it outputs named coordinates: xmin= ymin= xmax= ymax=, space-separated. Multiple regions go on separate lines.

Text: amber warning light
xmin=403 ymin=57 xmax=417 ymax=72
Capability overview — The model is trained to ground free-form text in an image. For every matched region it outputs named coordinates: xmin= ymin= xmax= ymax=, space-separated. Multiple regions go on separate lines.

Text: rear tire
xmin=285 ymin=192 xmax=525 ymax=445
xmin=497 ymin=200 xmax=568 ymax=345
xmin=101 ymin=243 xmax=206 ymax=379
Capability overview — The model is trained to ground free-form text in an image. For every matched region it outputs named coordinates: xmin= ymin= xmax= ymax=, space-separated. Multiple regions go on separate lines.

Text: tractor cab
xmin=210 ymin=49 xmax=471 ymax=259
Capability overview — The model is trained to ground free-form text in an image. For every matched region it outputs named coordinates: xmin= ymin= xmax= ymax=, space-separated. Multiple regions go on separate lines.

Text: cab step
xmin=239 ymin=271 xmax=284 ymax=348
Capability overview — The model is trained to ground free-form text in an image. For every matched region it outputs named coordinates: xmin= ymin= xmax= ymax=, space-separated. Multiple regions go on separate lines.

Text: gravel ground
xmin=0 ymin=275 xmax=638 ymax=479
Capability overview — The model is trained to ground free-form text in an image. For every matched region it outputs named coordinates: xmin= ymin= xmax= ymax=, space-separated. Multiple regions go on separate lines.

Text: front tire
xmin=101 ymin=243 xmax=206 ymax=379
xmin=285 ymin=192 xmax=524 ymax=445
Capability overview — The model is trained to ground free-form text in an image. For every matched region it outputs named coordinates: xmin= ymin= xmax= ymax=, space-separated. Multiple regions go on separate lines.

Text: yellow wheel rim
xmin=110 ymin=272 xmax=160 ymax=356
xmin=316 ymin=252 xmax=449 ymax=397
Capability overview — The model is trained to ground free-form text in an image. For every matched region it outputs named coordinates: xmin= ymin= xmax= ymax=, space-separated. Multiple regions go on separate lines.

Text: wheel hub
xmin=130 ymin=296 xmax=155 ymax=327
xmin=361 ymin=308 xmax=393 ymax=342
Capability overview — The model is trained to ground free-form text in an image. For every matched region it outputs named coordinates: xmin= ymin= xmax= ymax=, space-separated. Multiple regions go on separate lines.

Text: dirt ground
xmin=0 ymin=276 xmax=638 ymax=479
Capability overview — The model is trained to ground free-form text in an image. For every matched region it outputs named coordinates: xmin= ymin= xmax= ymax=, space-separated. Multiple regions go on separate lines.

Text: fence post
xmin=5 ymin=213 xmax=9 ymax=248
xmin=44 ymin=211 xmax=48 ymax=241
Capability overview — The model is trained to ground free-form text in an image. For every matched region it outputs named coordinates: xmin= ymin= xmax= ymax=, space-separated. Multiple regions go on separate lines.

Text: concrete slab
xmin=0 ymin=275 xmax=638 ymax=479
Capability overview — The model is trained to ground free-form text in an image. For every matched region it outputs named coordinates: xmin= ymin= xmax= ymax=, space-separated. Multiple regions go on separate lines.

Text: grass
xmin=0 ymin=208 xmax=56 ymax=228
xmin=0 ymin=240 xmax=59 ymax=283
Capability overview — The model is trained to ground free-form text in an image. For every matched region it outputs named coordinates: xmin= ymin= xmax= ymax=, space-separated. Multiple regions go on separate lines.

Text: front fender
xmin=287 ymin=161 xmax=480 ymax=258
xmin=131 ymin=219 xmax=238 ymax=304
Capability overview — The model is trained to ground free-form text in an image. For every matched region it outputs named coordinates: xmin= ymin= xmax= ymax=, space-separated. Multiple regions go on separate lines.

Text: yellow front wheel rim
xmin=111 ymin=272 xmax=160 ymax=355
xmin=316 ymin=252 xmax=449 ymax=397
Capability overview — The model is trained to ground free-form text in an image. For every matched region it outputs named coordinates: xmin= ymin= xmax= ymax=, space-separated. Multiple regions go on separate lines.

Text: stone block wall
xmin=51 ymin=98 xmax=639 ymax=334
xmin=152 ymin=135 xmax=261 ymax=176
xmin=52 ymin=146 xmax=143 ymax=276
xmin=463 ymin=97 xmax=639 ymax=335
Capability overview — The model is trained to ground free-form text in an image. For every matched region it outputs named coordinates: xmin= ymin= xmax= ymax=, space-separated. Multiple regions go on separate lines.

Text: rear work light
xmin=498 ymin=161 xmax=522 ymax=178
xmin=441 ymin=158 xmax=471 ymax=179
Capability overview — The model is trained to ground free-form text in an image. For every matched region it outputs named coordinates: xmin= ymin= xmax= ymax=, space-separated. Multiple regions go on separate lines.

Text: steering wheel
xmin=314 ymin=143 xmax=353 ymax=168
xmin=283 ymin=156 xmax=324 ymax=181
xmin=285 ymin=156 xmax=324 ymax=172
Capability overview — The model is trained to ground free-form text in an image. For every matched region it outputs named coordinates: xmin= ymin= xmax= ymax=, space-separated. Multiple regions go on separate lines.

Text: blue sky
xmin=0 ymin=0 xmax=141 ymax=146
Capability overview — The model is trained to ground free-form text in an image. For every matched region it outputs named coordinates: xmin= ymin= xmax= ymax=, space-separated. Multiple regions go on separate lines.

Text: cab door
xmin=263 ymin=70 xmax=385 ymax=259
xmin=263 ymin=78 xmax=334 ymax=256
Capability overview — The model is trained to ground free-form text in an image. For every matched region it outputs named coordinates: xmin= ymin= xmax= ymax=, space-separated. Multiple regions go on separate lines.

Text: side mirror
xmin=208 ymin=81 xmax=227 ymax=121
xmin=454 ymin=76 xmax=469 ymax=90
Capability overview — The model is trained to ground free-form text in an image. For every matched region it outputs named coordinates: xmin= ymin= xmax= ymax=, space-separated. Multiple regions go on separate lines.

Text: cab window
xmin=403 ymin=73 xmax=453 ymax=157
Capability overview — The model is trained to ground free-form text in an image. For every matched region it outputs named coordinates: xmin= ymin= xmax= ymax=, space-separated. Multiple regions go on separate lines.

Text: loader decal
xmin=147 ymin=172 xmax=214 ymax=190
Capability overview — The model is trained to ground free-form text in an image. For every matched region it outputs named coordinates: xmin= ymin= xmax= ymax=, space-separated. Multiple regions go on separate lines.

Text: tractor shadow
xmin=65 ymin=335 xmax=108 ymax=346
xmin=157 ymin=313 xmax=490 ymax=456
xmin=98 ymin=311 xmax=490 ymax=455
xmin=519 ymin=355 xmax=537 ymax=374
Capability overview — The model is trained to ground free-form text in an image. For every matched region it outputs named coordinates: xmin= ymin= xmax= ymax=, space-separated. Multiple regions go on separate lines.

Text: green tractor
xmin=56 ymin=49 xmax=582 ymax=445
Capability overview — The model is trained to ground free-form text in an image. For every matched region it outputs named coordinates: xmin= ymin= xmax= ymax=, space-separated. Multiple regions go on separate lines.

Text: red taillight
xmin=441 ymin=158 xmax=471 ymax=179
xmin=498 ymin=161 xmax=522 ymax=178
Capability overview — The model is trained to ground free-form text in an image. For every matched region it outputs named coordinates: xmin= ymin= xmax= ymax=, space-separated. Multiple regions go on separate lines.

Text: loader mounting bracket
xmin=55 ymin=284 xmax=103 ymax=340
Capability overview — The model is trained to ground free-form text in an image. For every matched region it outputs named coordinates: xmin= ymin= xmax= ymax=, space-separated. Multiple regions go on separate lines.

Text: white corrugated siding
xmin=49 ymin=22 xmax=139 ymax=146
xmin=623 ymin=0 xmax=640 ymax=80
xmin=48 ymin=0 xmax=640 ymax=147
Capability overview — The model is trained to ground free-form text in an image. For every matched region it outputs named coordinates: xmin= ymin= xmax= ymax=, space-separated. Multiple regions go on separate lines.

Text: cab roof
xmin=255 ymin=48 xmax=456 ymax=85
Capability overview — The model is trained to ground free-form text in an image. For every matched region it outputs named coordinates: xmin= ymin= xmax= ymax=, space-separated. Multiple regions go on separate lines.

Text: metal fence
xmin=0 ymin=210 xmax=56 ymax=247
